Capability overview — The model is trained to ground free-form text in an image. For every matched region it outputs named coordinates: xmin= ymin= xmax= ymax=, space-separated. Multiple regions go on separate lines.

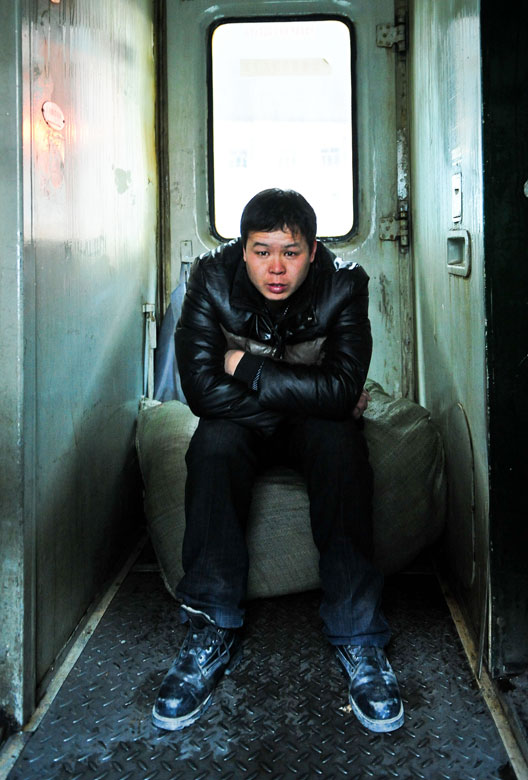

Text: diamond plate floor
xmin=7 ymin=569 xmax=512 ymax=780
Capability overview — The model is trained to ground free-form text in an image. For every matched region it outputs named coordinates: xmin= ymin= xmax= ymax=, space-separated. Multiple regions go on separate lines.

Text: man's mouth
xmin=267 ymin=283 xmax=287 ymax=294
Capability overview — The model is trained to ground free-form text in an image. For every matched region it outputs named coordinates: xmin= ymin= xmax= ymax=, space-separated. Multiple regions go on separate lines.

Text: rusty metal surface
xmin=8 ymin=571 xmax=511 ymax=779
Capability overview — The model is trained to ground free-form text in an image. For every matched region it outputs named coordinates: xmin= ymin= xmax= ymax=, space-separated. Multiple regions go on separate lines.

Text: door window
xmin=209 ymin=18 xmax=356 ymax=239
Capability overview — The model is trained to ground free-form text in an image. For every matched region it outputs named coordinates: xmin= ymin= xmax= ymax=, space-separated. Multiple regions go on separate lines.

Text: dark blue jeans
xmin=175 ymin=416 xmax=390 ymax=647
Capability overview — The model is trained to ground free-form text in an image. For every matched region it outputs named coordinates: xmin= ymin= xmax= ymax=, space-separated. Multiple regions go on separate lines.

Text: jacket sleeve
xmin=175 ymin=260 xmax=283 ymax=434
xmin=255 ymin=268 xmax=372 ymax=419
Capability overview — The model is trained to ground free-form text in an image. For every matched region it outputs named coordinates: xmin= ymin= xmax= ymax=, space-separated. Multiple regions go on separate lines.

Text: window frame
xmin=206 ymin=14 xmax=359 ymax=244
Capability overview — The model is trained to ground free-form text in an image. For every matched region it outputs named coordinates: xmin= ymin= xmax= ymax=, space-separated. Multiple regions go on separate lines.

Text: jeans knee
xmin=186 ymin=418 xmax=257 ymax=467
xmin=303 ymin=417 xmax=367 ymax=460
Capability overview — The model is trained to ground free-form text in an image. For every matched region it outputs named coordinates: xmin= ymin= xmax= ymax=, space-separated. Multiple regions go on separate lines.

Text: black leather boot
xmin=336 ymin=645 xmax=404 ymax=732
xmin=152 ymin=609 xmax=241 ymax=730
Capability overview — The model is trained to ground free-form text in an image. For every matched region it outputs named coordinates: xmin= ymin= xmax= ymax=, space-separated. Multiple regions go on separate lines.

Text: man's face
xmin=243 ymin=229 xmax=317 ymax=301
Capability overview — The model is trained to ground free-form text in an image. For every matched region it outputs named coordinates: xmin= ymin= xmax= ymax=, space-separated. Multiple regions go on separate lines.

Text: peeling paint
xmin=378 ymin=272 xmax=394 ymax=328
xmin=114 ymin=168 xmax=132 ymax=194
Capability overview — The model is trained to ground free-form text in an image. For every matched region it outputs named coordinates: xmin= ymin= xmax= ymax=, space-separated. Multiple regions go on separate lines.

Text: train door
xmin=162 ymin=0 xmax=413 ymax=400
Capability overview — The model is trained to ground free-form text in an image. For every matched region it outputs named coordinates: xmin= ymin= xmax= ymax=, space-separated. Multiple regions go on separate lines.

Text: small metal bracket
xmin=142 ymin=303 xmax=157 ymax=400
xmin=380 ymin=217 xmax=401 ymax=241
xmin=180 ymin=239 xmax=194 ymax=264
xmin=376 ymin=22 xmax=406 ymax=52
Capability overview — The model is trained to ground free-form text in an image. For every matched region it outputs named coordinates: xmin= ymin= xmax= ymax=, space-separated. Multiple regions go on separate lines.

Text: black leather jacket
xmin=175 ymin=239 xmax=372 ymax=435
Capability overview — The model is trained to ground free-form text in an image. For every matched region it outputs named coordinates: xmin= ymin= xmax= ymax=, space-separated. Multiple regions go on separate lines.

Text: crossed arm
xmin=223 ymin=349 xmax=372 ymax=420
xmin=177 ymin=260 xmax=372 ymax=429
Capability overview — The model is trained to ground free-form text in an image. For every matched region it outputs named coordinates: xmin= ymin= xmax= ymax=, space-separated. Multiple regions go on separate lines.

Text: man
xmin=152 ymin=189 xmax=404 ymax=734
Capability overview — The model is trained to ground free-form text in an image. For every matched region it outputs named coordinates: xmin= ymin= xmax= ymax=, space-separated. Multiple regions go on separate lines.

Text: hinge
xmin=376 ymin=21 xmax=406 ymax=53
xmin=379 ymin=203 xmax=409 ymax=252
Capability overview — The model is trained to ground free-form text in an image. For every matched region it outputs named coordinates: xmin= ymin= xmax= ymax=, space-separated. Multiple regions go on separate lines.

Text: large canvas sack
xmin=136 ymin=379 xmax=446 ymax=600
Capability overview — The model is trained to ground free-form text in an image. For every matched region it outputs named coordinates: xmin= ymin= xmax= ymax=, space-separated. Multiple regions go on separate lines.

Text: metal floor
xmin=6 ymin=565 xmax=515 ymax=780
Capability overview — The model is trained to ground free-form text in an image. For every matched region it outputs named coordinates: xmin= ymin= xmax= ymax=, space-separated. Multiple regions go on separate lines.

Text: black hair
xmin=240 ymin=188 xmax=317 ymax=249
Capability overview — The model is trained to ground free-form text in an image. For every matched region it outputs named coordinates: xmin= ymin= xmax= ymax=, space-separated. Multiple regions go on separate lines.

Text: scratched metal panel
xmin=0 ymin=0 xmax=33 ymax=727
xmin=24 ymin=0 xmax=157 ymax=691
xmin=408 ymin=1 xmax=488 ymax=640
xmin=165 ymin=0 xmax=411 ymax=399
xmin=7 ymin=572 xmax=511 ymax=779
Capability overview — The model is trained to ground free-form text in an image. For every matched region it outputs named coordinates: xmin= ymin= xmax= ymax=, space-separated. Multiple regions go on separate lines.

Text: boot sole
xmin=152 ymin=692 xmax=213 ymax=731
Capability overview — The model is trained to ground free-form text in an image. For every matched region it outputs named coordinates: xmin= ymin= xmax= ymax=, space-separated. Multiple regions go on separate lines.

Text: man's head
xmin=240 ymin=188 xmax=317 ymax=250
xmin=240 ymin=189 xmax=318 ymax=301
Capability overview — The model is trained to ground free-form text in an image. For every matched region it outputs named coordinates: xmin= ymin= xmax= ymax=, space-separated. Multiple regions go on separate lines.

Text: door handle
xmin=447 ymin=229 xmax=471 ymax=278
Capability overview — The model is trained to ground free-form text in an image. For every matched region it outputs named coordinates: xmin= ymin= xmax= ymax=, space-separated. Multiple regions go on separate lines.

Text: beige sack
xmin=136 ymin=379 xmax=446 ymax=600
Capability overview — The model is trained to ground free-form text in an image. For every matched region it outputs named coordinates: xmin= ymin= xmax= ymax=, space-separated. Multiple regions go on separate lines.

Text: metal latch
xmin=379 ymin=206 xmax=409 ymax=252
xmin=376 ymin=22 xmax=406 ymax=52
xmin=142 ymin=303 xmax=157 ymax=401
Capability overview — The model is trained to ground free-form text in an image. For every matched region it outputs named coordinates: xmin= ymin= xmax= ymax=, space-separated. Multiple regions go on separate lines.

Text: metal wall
xmin=410 ymin=0 xmax=528 ymax=675
xmin=408 ymin=0 xmax=488 ymax=640
xmin=0 ymin=0 xmax=157 ymax=726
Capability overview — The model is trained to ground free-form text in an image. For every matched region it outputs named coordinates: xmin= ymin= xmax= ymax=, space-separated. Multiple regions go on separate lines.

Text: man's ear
xmin=310 ymin=240 xmax=317 ymax=263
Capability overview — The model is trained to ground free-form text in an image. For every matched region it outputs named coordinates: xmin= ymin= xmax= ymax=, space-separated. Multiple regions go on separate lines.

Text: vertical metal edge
xmin=20 ymin=0 xmax=37 ymax=727
xmin=154 ymin=0 xmax=171 ymax=318
xmin=395 ymin=0 xmax=415 ymax=400
xmin=0 ymin=0 xmax=36 ymax=730
xmin=481 ymin=0 xmax=528 ymax=677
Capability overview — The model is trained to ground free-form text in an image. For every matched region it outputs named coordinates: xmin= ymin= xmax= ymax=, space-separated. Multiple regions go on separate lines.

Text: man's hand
xmin=224 ymin=349 xmax=245 ymax=376
xmin=352 ymin=388 xmax=371 ymax=420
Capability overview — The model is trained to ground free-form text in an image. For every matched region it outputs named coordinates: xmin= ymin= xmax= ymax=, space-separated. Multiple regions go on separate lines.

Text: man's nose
xmin=269 ymin=255 xmax=285 ymax=274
